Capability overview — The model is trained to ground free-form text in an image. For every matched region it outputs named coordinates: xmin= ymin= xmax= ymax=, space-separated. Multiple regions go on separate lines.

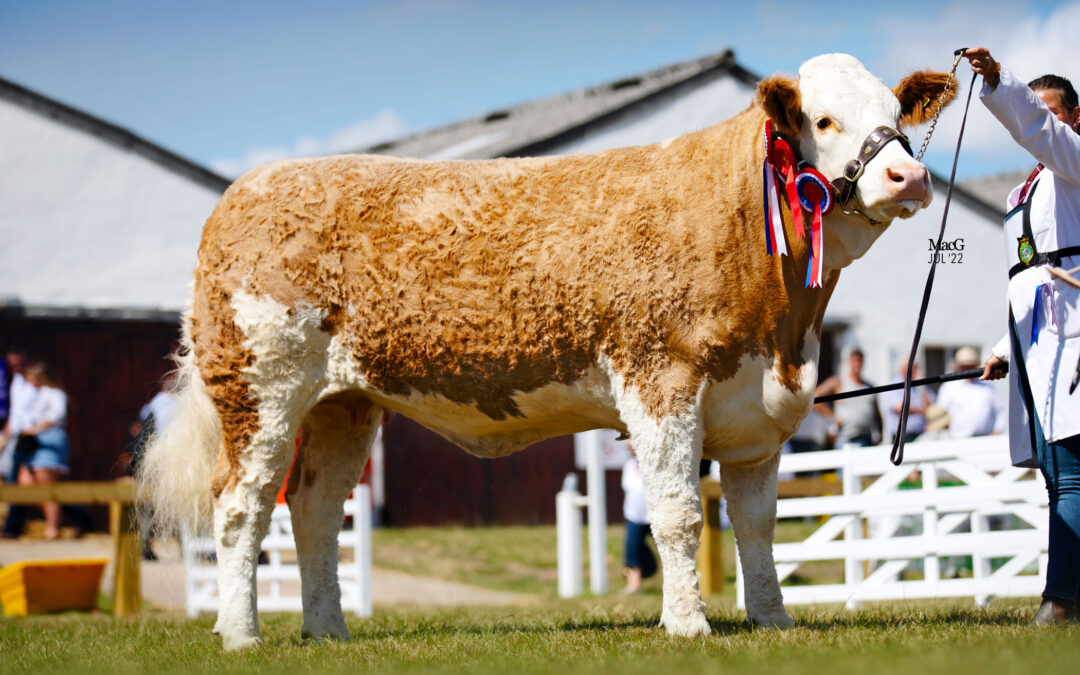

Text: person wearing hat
xmin=966 ymin=47 xmax=1080 ymax=625
xmin=935 ymin=347 xmax=1004 ymax=439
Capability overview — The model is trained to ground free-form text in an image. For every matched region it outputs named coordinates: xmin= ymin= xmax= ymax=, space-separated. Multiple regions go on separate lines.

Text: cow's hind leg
xmin=286 ymin=392 xmax=381 ymax=641
xmin=209 ymin=290 xmax=336 ymax=649
xmin=719 ymin=451 xmax=793 ymax=628
xmin=211 ymin=402 xmax=298 ymax=651
xmin=619 ymin=391 xmax=710 ymax=637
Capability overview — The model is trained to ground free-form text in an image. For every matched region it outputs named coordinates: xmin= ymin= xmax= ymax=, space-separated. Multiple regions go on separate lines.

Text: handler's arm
xmin=970 ymin=48 xmax=1080 ymax=185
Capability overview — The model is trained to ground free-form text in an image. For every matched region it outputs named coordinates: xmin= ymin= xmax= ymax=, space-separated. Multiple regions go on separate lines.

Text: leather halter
xmin=770 ymin=123 xmax=914 ymax=226
xmin=830 ymin=125 xmax=914 ymax=220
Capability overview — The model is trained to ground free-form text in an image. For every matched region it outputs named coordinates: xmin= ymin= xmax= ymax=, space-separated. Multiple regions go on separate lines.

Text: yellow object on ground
xmin=0 ymin=558 xmax=107 ymax=616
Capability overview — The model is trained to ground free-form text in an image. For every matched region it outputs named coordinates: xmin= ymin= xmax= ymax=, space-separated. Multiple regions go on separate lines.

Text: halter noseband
xmin=830 ymin=126 xmax=914 ymax=224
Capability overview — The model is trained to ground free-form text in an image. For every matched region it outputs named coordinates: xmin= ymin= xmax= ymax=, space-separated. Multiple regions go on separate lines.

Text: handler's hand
xmin=981 ymin=355 xmax=1008 ymax=381
xmin=965 ymin=47 xmax=1001 ymax=89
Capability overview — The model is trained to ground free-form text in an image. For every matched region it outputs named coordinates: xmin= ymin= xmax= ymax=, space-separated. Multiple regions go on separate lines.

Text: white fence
xmin=181 ymin=485 xmax=372 ymax=618
xmin=556 ymin=430 xmax=610 ymax=597
xmin=736 ymin=436 xmax=1048 ymax=609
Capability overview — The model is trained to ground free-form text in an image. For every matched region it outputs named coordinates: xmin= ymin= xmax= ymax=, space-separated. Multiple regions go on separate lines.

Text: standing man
xmin=966 ymin=47 xmax=1080 ymax=625
xmin=936 ymin=347 xmax=1004 ymax=438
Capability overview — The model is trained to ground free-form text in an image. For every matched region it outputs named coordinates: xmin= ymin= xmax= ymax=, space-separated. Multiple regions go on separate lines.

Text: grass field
xmin=2 ymin=524 xmax=1077 ymax=674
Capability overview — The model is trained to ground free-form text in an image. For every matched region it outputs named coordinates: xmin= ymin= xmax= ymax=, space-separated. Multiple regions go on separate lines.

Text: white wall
xmin=0 ymin=99 xmax=222 ymax=312
xmin=828 ymin=191 xmax=1008 ymax=396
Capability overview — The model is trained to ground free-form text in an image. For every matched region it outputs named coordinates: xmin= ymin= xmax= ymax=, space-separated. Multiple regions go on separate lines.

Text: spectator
xmin=125 ymin=373 xmax=178 ymax=559
xmin=885 ymin=359 xmax=936 ymax=443
xmin=966 ymin=47 xmax=1080 ymax=625
xmin=12 ymin=362 xmax=71 ymax=540
xmin=1 ymin=349 xmax=35 ymax=538
xmin=814 ymin=348 xmax=882 ymax=447
xmin=621 ymin=445 xmax=657 ymax=594
xmin=936 ymin=347 xmax=1004 ymax=438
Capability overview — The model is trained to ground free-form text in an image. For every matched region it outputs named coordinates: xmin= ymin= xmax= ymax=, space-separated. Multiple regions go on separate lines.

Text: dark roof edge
xmin=503 ymin=50 xmax=761 ymax=158
xmin=0 ymin=303 xmax=181 ymax=322
xmin=928 ymin=169 xmax=1006 ymax=223
xmin=0 ymin=76 xmax=231 ymax=194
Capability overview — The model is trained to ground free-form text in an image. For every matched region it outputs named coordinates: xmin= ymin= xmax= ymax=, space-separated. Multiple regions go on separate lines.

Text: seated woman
xmin=15 ymin=362 xmax=71 ymax=540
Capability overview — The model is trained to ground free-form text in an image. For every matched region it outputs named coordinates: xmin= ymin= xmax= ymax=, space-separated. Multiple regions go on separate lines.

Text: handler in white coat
xmin=967 ymin=47 xmax=1080 ymax=626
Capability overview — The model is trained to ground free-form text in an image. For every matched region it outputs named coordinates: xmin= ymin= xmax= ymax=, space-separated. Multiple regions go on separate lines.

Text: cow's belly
xmin=700 ymin=332 xmax=819 ymax=465
xmin=324 ymin=349 xmax=622 ymax=457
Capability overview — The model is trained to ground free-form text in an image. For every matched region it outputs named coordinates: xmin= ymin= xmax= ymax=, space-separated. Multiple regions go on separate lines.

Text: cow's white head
xmin=758 ymin=54 xmax=955 ymax=268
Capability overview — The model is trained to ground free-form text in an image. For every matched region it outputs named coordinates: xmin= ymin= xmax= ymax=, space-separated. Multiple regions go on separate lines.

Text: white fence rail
xmin=181 ymin=485 xmax=372 ymax=618
xmin=736 ymin=436 xmax=1048 ymax=609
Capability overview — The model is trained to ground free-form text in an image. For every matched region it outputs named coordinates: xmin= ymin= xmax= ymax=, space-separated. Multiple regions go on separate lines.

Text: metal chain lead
xmin=915 ymin=48 xmax=967 ymax=162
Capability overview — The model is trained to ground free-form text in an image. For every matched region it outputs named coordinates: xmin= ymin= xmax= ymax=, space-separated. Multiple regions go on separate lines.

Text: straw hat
xmin=953 ymin=346 xmax=981 ymax=369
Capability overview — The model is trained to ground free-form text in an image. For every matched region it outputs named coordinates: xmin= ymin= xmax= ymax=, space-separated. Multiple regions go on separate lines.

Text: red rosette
xmin=794 ymin=167 xmax=834 ymax=215
xmin=768 ymin=136 xmax=796 ymax=174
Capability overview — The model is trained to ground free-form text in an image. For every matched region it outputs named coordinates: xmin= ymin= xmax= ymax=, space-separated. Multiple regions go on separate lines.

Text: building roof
xmin=363 ymin=49 xmax=760 ymax=160
xmin=0 ymin=76 xmax=230 ymax=194
xmin=959 ymin=168 xmax=1031 ymax=214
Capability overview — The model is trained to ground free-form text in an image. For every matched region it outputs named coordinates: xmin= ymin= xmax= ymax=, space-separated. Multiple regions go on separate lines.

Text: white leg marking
xmin=719 ymin=451 xmax=794 ymax=629
xmin=212 ymin=290 xmax=333 ymax=650
xmin=607 ymin=362 xmax=710 ymax=638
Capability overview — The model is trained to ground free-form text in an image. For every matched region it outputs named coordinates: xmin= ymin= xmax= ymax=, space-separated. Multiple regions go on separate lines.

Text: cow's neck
xmin=659 ymin=106 xmax=842 ymax=394
xmin=821 ymin=212 xmax=889 ymax=270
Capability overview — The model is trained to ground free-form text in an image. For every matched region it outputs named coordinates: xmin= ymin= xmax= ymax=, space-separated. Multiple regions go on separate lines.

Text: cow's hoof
xmin=659 ymin=608 xmax=711 ymax=637
xmin=220 ymin=632 xmax=263 ymax=651
xmin=748 ymin=610 xmax=795 ymax=629
xmin=301 ymin=620 xmax=352 ymax=642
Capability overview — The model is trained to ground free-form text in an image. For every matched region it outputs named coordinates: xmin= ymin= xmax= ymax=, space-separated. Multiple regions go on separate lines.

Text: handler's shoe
xmin=1028 ymin=597 xmax=1076 ymax=626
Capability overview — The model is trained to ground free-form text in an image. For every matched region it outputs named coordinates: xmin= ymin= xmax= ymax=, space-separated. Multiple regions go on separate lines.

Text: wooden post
xmin=110 ymin=499 xmax=141 ymax=616
xmin=697 ymin=477 xmax=724 ymax=596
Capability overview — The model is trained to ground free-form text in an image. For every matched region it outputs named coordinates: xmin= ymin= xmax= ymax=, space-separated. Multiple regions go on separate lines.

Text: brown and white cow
xmin=140 ymin=54 xmax=953 ymax=649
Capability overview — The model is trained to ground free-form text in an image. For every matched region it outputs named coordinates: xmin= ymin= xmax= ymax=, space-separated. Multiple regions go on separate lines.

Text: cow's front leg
xmin=627 ymin=405 xmax=710 ymax=637
xmin=719 ymin=451 xmax=793 ymax=628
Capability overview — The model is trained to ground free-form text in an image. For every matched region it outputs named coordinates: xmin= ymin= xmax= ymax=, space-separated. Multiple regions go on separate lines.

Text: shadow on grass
xmin=343 ymin=611 xmax=756 ymax=641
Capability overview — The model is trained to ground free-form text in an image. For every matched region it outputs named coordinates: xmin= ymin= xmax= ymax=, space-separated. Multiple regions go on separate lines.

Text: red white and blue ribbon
xmin=1031 ymin=282 xmax=1058 ymax=345
xmin=762 ymin=121 xmax=788 ymax=256
xmin=765 ymin=122 xmax=803 ymax=241
xmin=794 ymin=167 xmax=833 ymax=288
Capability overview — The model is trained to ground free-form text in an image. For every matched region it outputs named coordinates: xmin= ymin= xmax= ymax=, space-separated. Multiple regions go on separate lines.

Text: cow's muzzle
xmin=830 ymin=126 xmax=914 ymax=223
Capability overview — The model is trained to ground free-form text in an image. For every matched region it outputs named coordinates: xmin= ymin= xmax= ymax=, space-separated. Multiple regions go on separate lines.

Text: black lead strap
xmin=814 ymin=367 xmax=984 ymax=405
xmin=890 ymin=59 xmax=979 ymax=466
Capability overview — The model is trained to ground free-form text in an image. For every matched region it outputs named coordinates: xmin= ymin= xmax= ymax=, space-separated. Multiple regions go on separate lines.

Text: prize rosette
xmin=767 ymin=126 xmax=804 ymax=241
xmin=761 ymin=121 xmax=787 ymax=256
xmin=794 ymin=167 xmax=833 ymax=288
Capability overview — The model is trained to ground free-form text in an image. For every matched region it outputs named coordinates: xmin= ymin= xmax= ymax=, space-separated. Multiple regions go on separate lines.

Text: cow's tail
xmin=137 ymin=312 xmax=221 ymax=534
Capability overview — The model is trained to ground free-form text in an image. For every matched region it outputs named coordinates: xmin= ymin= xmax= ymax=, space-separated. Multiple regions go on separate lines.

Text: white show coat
xmin=981 ymin=66 xmax=1080 ymax=464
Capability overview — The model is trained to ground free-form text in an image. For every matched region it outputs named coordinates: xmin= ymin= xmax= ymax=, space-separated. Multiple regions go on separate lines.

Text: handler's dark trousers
xmin=1034 ymin=415 xmax=1080 ymax=604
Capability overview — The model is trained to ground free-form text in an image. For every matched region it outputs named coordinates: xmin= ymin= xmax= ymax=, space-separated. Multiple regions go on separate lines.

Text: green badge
xmin=1017 ymin=236 xmax=1035 ymax=265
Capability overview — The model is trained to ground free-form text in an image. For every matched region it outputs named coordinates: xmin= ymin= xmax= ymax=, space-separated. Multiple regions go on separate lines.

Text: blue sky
xmin=2 ymin=1 xmax=1077 ymax=178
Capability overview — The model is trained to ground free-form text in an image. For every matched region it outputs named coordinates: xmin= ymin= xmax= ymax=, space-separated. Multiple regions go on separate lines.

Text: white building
xmin=0 ymin=77 xmax=227 ymax=316
xmin=0 ymin=76 xmax=228 ymax=487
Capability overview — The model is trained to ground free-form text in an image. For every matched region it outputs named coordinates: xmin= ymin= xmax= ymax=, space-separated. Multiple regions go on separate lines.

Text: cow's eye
xmin=816 ymin=117 xmax=832 ymax=130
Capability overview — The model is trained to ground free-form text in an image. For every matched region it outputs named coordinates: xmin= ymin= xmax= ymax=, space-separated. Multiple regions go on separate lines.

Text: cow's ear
xmin=894 ymin=70 xmax=957 ymax=129
xmin=757 ymin=76 xmax=803 ymax=138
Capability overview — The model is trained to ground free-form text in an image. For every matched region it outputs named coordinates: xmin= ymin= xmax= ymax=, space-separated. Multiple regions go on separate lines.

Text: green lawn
xmin=3 ymin=601 xmax=1077 ymax=675
xmin=2 ymin=523 xmax=1076 ymax=674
